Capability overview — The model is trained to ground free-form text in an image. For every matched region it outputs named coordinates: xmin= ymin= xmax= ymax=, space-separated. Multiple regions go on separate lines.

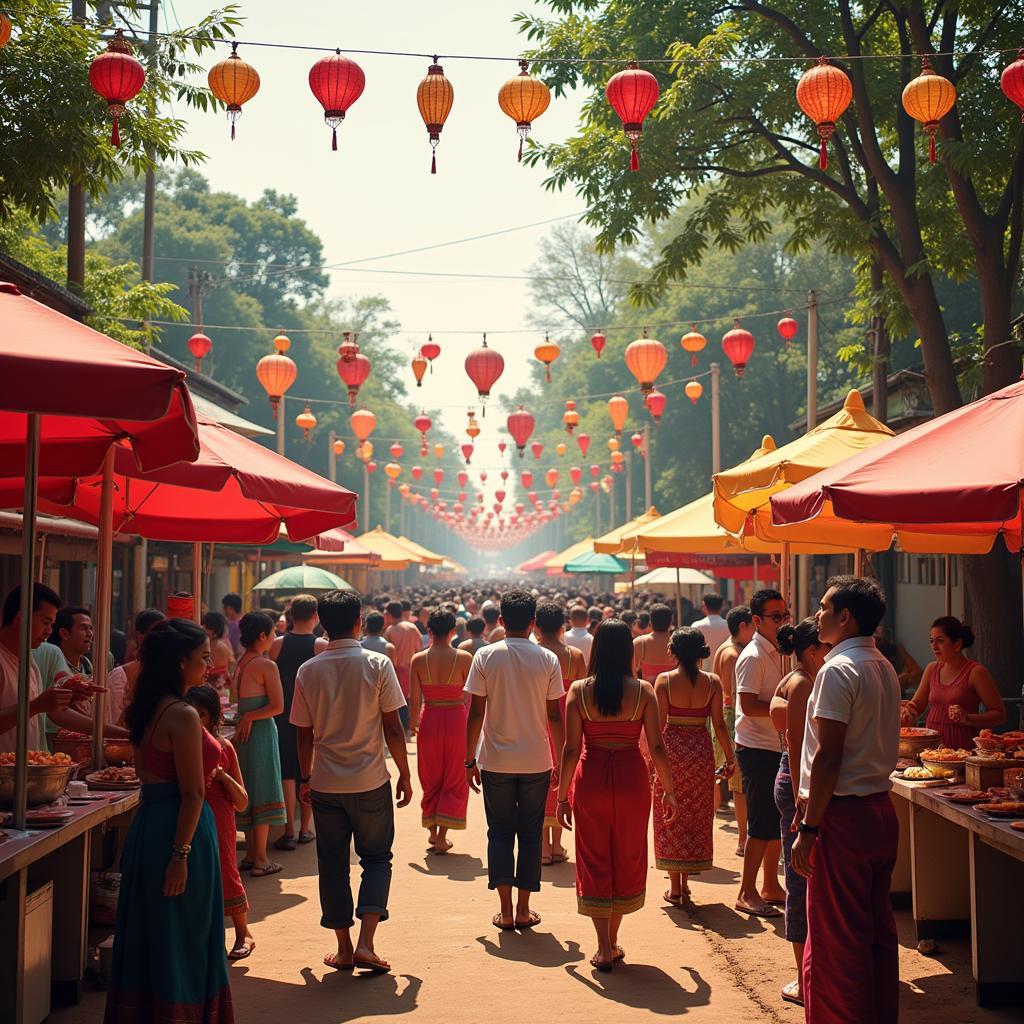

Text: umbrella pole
xmin=193 ymin=542 xmax=203 ymax=624
xmin=630 ymin=553 xmax=636 ymax=610
xmin=675 ymin=567 xmax=682 ymax=626
xmin=781 ymin=543 xmax=791 ymax=611
xmin=37 ymin=533 xmax=47 ymax=582
xmin=91 ymin=447 xmax=114 ymax=772
xmin=14 ymin=414 xmax=40 ymax=831
xmin=854 ymin=548 xmax=865 ymax=576
xmin=752 ymin=555 xmax=759 ymax=591
xmin=944 ymin=554 xmax=952 ymax=617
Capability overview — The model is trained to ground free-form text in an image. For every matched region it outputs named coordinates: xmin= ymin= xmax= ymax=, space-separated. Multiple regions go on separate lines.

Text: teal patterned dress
xmin=234 ymin=694 xmax=286 ymax=828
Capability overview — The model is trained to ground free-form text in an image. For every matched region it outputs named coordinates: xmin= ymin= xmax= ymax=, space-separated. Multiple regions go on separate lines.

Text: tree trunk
xmin=870 ymin=261 xmax=889 ymax=425
xmin=962 ymin=548 xmax=1023 ymax=702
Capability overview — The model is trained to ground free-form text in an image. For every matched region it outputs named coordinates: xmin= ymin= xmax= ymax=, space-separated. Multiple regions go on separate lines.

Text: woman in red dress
xmin=187 ymin=685 xmax=255 ymax=961
xmin=900 ymin=616 xmax=1004 ymax=749
xmin=558 ymin=619 xmax=677 ymax=971
xmin=653 ymin=628 xmax=735 ymax=906
xmin=409 ymin=608 xmax=474 ymax=853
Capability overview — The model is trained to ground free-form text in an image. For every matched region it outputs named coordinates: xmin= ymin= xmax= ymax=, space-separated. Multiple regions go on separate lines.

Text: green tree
xmin=0 ymin=1 xmax=241 ymax=222
xmin=517 ymin=0 xmax=1024 ymax=691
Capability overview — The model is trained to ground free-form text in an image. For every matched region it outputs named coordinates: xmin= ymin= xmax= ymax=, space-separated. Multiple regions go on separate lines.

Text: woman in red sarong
xmin=654 ymin=628 xmax=735 ymax=906
xmin=534 ymin=600 xmax=588 ymax=866
xmin=557 ymin=619 xmax=677 ymax=972
xmin=409 ymin=608 xmax=474 ymax=854
xmin=186 ymin=685 xmax=255 ymax=961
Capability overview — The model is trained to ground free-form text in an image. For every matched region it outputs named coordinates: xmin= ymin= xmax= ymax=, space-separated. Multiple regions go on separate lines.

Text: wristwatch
xmin=797 ymin=822 xmax=819 ymax=836
xmin=464 ymin=758 xmax=477 ymax=769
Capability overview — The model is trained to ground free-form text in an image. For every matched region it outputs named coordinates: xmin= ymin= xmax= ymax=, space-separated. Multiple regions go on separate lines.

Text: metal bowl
xmin=0 ymin=763 xmax=74 ymax=807
xmin=898 ymin=728 xmax=940 ymax=760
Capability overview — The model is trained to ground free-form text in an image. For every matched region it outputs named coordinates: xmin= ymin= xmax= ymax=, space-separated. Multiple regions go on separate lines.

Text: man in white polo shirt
xmin=792 ymin=576 xmax=901 ymax=1024
xmin=734 ymin=587 xmax=789 ymax=918
xmin=465 ymin=589 xmax=565 ymax=931
xmin=692 ymin=591 xmax=730 ymax=659
xmin=293 ymin=590 xmax=411 ymax=976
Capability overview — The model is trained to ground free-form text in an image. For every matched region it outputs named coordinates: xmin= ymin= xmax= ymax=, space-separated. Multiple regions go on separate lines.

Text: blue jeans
xmin=481 ymin=770 xmax=550 ymax=892
xmin=310 ymin=782 xmax=394 ymax=929
xmin=774 ymin=752 xmax=807 ymax=944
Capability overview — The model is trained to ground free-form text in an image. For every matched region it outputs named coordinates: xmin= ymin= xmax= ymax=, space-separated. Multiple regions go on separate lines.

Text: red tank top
xmin=140 ymin=700 xmax=222 ymax=781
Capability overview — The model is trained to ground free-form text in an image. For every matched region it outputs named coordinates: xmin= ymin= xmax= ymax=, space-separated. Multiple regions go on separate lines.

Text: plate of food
xmin=1 ymin=808 xmax=75 ymax=829
xmin=85 ymin=766 xmax=139 ymax=790
xmin=974 ymin=801 xmax=1024 ymax=818
xmin=941 ymin=788 xmax=992 ymax=804
xmin=1011 ymin=821 xmax=1024 ymax=832
xmin=894 ymin=766 xmax=954 ymax=782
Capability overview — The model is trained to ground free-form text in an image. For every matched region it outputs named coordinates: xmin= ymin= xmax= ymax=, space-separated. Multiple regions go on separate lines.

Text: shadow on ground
xmin=565 ymin=963 xmax=712 ymax=1014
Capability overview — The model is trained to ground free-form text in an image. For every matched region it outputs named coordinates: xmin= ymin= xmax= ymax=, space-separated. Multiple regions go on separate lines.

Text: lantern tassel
xmin=546 ymin=367 xmax=551 ymax=383
xmin=231 ymin=121 xmax=236 ymax=142
xmin=111 ymin=115 xmax=120 ymax=148
xmin=819 ymin=138 xmax=827 ymax=170
xmin=431 ymin=151 xmax=437 ymax=174
xmin=691 ymin=354 xmax=697 ymax=368
xmin=630 ymin=146 xmax=639 ymax=172
xmin=928 ymin=133 xmax=936 ymax=164
xmin=517 ymin=137 xmax=523 ymax=162
xmin=332 ymin=126 xmax=338 ymax=151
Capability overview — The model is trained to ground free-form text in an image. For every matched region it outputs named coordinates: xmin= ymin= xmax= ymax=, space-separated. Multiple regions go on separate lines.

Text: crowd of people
xmin=0 ymin=574 xmax=1009 ymax=1024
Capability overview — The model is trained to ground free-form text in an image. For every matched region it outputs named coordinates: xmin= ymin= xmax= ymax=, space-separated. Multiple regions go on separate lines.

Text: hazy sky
xmin=163 ymin=0 xmax=588 ymax=469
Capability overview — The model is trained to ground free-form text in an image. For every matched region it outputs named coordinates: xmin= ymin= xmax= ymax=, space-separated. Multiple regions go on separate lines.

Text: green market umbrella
xmin=564 ymin=551 xmax=629 ymax=574
xmin=252 ymin=565 xmax=354 ymax=593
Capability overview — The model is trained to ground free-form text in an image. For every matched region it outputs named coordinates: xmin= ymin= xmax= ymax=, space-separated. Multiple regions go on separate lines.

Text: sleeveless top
xmin=275 ymin=632 xmax=317 ymax=712
xmin=579 ymin=682 xmax=645 ymax=748
xmin=140 ymin=700 xmax=222 ymax=782
xmin=665 ymin=675 xmax=714 ymax=727
xmin=637 ymin=634 xmax=676 ymax=683
xmin=421 ymin=648 xmax=465 ymax=707
xmin=925 ymin=659 xmax=980 ymax=747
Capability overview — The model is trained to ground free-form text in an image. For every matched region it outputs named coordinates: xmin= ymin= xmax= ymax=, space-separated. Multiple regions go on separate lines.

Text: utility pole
xmin=188 ymin=265 xmax=214 ymax=332
xmin=624 ymin=449 xmax=632 ymax=522
xmin=807 ymin=290 xmax=819 ymax=433
xmin=710 ymin=362 xmax=721 ymax=477
xmin=594 ymin=483 xmax=601 ymax=537
xmin=643 ymin=423 xmax=652 ymax=510
xmin=67 ymin=0 xmax=88 ymax=294
xmin=363 ymin=462 xmax=371 ymax=529
xmin=141 ymin=1 xmax=160 ymax=288
xmin=276 ymin=401 xmax=286 ymax=457
xmin=385 ymin=481 xmax=392 ymax=534
xmin=327 ymin=430 xmax=337 ymax=483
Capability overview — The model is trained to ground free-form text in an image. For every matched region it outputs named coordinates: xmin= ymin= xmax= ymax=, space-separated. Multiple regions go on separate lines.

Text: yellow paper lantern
xmin=384 ymin=462 xmax=402 ymax=481
xmin=497 ymin=59 xmax=551 ymax=161
xmin=556 ymin=442 xmax=567 ymax=457
xmin=295 ymin=405 xmax=317 ymax=440
xmin=417 ymin=60 xmax=455 ymax=174
xmin=685 ymin=380 xmax=704 ymax=405
xmin=680 ymin=325 xmax=707 ymax=368
xmin=333 ymin=438 xmax=346 ymax=456
xmin=607 ymin=437 xmax=621 ymax=452
xmin=356 ymin=441 xmax=373 ymax=463
xmin=207 ymin=42 xmax=261 ymax=140
xmin=534 ymin=334 xmax=561 ymax=382
xmin=902 ymin=56 xmax=956 ymax=164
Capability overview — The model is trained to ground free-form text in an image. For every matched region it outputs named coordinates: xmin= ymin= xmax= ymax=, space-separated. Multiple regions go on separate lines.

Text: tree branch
xmin=733 ymin=1 xmax=821 ymax=56
xmin=953 ymin=3 xmax=1011 ymax=83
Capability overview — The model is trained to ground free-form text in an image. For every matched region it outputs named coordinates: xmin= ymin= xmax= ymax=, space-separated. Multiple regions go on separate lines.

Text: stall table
xmin=0 ymin=790 xmax=138 ymax=1023
xmin=891 ymin=777 xmax=1023 ymax=1007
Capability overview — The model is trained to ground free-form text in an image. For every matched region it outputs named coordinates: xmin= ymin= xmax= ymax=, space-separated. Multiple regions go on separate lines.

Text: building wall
xmin=893 ymin=553 xmax=964 ymax=668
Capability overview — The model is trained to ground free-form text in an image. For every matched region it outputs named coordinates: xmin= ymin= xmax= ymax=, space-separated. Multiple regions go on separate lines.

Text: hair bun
xmin=961 ymin=624 xmax=976 ymax=648
xmin=776 ymin=624 xmax=797 ymax=656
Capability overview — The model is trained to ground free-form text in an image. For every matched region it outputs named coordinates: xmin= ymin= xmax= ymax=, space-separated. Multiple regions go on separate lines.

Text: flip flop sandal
xmin=273 ymin=835 xmax=297 ymax=851
xmin=613 ymin=946 xmax=625 ymax=962
xmin=353 ymin=956 xmax=391 ymax=975
xmin=238 ymin=858 xmax=254 ymax=871
xmin=323 ymin=954 xmax=354 ymax=971
xmin=550 ymin=850 xmax=569 ymax=863
xmin=250 ymin=861 xmax=283 ymax=877
xmin=493 ymin=913 xmax=516 ymax=931
xmin=297 ymin=831 xmax=315 ymax=844
xmin=541 ymin=854 xmax=553 ymax=866
xmin=735 ymin=901 xmax=782 ymax=919
xmin=590 ymin=955 xmax=613 ymax=973
xmin=663 ymin=890 xmax=683 ymax=906
xmin=515 ymin=910 xmax=542 ymax=929
xmin=781 ymin=980 xmax=804 ymax=1006
xmin=762 ymin=897 xmax=786 ymax=907
xmin=432 ymin=841 xmax=453 ymax=855
xmin=228 ymin=940 xmax=256 ymax=961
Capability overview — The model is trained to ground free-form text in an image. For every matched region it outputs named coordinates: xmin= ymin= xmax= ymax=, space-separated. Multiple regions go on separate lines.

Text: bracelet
xmin=170 ymin=843 xmax=191 ymax=860
xmin=300 ymin=776 xmax=311 ymax=784
xmin=464 ymin=758 xmax=477 ymax=768
xmin=797 ymin=822 xmax=819 ymax=835
xmin=557 ymin=798 xmax=570 ymax=804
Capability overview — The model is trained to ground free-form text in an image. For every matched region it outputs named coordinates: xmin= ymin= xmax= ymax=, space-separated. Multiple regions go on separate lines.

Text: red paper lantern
xmin=389 ymin=442 xmax=404 ymax=460
xmin=795 ymin=57 xmax=853 ymax=169
xmin=777 ymin=316 xmax=799 ymax=346
xmin=89 ymin=29 xmax=146 ymax=148
xmin=506 ymin=406 xmax=535 ymax=456
xmin=188 ymin=331 xmax=212 ymax=372
xmin=591 ymin=329 xmax=606 ymax=358
xmin=569 ymin=466 xmax=582 ymax=485
xmin=464 ymin=336 xmax=504 ymax=412
xmin=458 ymin=470 xmax=468 ymax=487
xmin=645 ymin=388 xmax=666 ymax=425
xmin=0 ymin=13 xmax=10 ymax=48
xmin=630 ymin=431 xmax=644 ymax=449
xmin=1001 ymin=47 xmax=1024 ymax=121
xmin=495 ymin=489 xmax=506 ymax=503
xmin=577 ymin=432 xmax=590 ymax=457
xmin=605 ymin=61 xmax=659 ymax=171
xmin=433 ymin=468 xmax=444 ymax=485
xmin=411 ymin=353 xmax=428 ymax=386
xmin=420 ymin=335 xmax=441 ymax=369
xmin=531 ymin=441 xmax=544 ymax=460
xmin=498 ymin=440 xmax=507 ymax=455
xmin=309 ymin=49 xmax=365 ymax=151
xmin=411 ymin=465 xmax=423 ymax=481
xmin=413 ymin=412 xmax=432 ymax=439
xmin=590 ymin=464 xmax=600 ymax=478
xmin=521 ymin=470 xmax=534 ymax=488
xmin=337 ymin=351 xmax=371 ymax=404
xmin=461 ymin=443 xmax=474 ymax=464
xmin=722 ymin=321 xmax=755 ymax=379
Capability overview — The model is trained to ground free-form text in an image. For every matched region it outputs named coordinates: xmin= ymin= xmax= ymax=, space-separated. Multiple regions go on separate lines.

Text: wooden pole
xmin=90 ymin=448 xmax=115 ymax=772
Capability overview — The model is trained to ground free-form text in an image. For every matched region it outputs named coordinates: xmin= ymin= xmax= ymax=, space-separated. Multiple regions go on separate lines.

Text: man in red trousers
xmin=792 ymin=575 xmax=901 ymax=1024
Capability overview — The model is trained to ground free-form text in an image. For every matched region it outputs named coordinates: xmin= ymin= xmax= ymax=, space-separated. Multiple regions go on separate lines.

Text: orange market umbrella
xmin=593 ymin=506 xmax=661 ymax=554
xmin=397 ymin=535 xmax=445 ymax=565
xmin=352 ymin=525 xmax=422 ymax=570
xmin=543 ymin=536 xmax=595 ymax=575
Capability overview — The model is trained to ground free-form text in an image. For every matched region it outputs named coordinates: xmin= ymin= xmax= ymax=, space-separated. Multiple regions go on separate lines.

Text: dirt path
xmin=55 ymin=746 xmax=1017 ymax=1023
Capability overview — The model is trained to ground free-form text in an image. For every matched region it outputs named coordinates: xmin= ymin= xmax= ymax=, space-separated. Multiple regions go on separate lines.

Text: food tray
xmin=85 ymin=773 xmax=139 ymax=791
xmin=974 ymin=802 xmax=1024 ymax=818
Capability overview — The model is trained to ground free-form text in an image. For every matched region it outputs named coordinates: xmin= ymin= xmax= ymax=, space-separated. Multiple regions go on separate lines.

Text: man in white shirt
xmin=563 ymin=605 xmax=593 ymax=663
xmin=465 ymin=589 xmax=565 ymax=931
xmin=734 ymin=588 xmax=789 ymax=918
xmin=293 ymin=590 xmax=411 ymax=976
xmin=692 ymin=592 xmax=730 ymax=659
xmin=792 ymin=576 xmax=901 ymax=1024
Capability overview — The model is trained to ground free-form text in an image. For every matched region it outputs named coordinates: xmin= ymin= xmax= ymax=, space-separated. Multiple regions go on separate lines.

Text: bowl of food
xmin=899 ymin=727 xmax=940 ymax=759
xmin=51 ymin=730 xmax=134 ymax=767
xmin=920 ymin=747 xmax=970 ymax=780
xmin=1005 ymin=769 xmax=1024 ymax=801
xmin=0 ymin=751 xmax=75 ymax=807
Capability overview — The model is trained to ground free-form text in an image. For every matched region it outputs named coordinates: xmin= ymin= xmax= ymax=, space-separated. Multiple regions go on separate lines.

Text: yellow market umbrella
xmin=713 ymin=390 xmax=894 ymax=537
xmin=397 ymin=535 xmax=445 ymax=565
xmin=593 ymin=505 xmax=662 ymax=554
xmin=352 ymin=524 xmax=422 ymax=570
xmin=544 ymin=536 xmax=595 ymax=572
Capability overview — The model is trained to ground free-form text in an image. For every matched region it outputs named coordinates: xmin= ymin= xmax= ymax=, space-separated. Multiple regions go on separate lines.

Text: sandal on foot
xmin=515 ymin=910 xmax=541 ymax=929
xmin=550 ymin=849 xmax=569 ymax=863
xmin=541 ymin=854 xmax=553 ymax=865
xmin=238 ymin=858 xmax=254 ymax=871
xmin=353 ymin=954 xmax=391 ymax=975
xmin=297 ymin=831 xmax=315 ymax=844
xmin=323 ymin=953 xmax=353 ymax=971
xmin=228 ymin=939 xmax=256 ymax=961
xmin=734 ymin=900 xmax=781 ymax=918
xmin=663 ymin=890 xmax=683 ymax=906
xmin=781 ymin=980 xmax=804 ymax=1006
xmin=432 ymin=839 xmax=453 ymax=855
xmin=273 ymin=835 xmax=297 ymax=851
xmin=590 ymin=954 xmax=613 ymax=973
xmin=493 ymin=913 xmax=516 ymax=931
xmin=250 ymin=861 xmax=283 ymax=877
xmin=613 ymin=946 xmax=625 ymax=962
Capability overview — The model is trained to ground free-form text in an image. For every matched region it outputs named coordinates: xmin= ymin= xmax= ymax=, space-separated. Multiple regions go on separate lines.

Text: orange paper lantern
xmin=534 ymin=334 xmax=561 ymax=382
xmin=680 ymin=325 xmax=707 ymax=368
xmin=608 ymin=395 xmax=628 ymax=435
xmin=795 ymin=57 xmax=853 ymax=169
xmin=497 ymin=59 xmax=551 ymax=161
xmin=295 ymin=405 xmax=317 ymax=440
xmin=411 ymin=353 xmax=428 ymax=387
xmin=208 ymin=42 xmax=261 ymax=140
xmin=624 ymin=329 xmax=667 ymax=395
xmin=255 ymin=334 xmax=297 ymax=413
xmin=350 ymin=408 xmax=376 ymax=442
xmin=902 ymin=56 xmax=956 ymax=164
xmin=685 ymin=380 xmax=703 ymax=405
xmin=417 ymin=60 xmax=454 ymax=174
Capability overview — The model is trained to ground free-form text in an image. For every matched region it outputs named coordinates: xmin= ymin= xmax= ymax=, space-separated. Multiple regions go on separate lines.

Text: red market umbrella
xmin=770 ymin=378 xmax=1024 ymax=553
xmin=0 ymin=283 xmax=200 ymax=827
xmin=515 ymin=549 xmax=558 ymax=573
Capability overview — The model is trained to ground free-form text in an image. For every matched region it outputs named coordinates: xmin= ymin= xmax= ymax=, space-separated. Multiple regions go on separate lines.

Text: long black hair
xmin=669 ymin=627 xmax=711 ymax=683
xmin=588 ymin=619 xmax=634 ymax=717
xmin=186 ymin=684 xmax=223 ymax=734
xmin=124 ymin=618 xmax=208 ymax=747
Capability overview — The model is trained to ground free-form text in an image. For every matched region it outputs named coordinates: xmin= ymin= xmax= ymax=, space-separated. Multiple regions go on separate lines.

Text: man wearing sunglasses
xmin=734 ymin=588 xmax=790 ymax=918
